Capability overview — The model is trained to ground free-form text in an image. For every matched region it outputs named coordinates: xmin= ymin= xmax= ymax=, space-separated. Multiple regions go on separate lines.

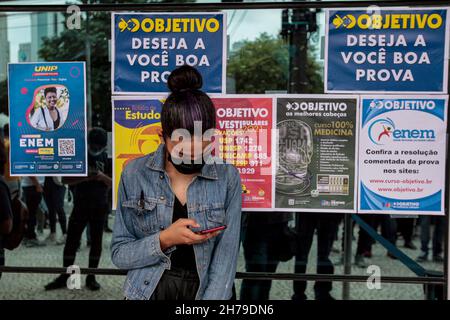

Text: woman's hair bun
xmin=167 ymin=65 xmax=203 ymax=93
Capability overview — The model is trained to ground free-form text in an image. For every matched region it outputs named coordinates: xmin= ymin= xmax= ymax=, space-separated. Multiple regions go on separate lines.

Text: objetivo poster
xmin=358 ymin=95 xmax=448 ymax=215
xmin=112 ymin=12 xmax=226 ymax=94
xmin=112 ymin=97 xmax=163 ymax=209
xmin=8 ymin=62 xmax=87 ymax=176
xmin=274 ymin=95 xmax=358 ymax=212
xmin=325 ymin=7 xmax=449 ymax=93
xmin=212 ymin=96 xmax=273 ymax=210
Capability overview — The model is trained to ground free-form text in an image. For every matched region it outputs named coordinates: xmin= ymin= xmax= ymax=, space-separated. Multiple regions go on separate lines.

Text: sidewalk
xmin=0 ymin=215 xmax=443 ymax=300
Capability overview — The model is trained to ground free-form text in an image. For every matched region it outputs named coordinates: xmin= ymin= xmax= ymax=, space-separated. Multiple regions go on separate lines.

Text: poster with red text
xmin=212 ymin=95 xmax=273 ymax=210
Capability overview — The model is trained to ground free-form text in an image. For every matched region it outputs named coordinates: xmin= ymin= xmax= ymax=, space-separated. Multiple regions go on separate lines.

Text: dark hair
xmin=44 ymin=87 xmax=57 ymax=97
xmin=0 ymin=138 xmax=6 ymax=176
xmin=161 ymin=65 xmax=216 ymax=139
xmin=88 ymin=127 xmax=107 ymax=148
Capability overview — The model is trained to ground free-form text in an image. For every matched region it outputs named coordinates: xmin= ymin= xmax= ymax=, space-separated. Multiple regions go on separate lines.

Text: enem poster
xmin=358 ymin=95 xmax=448 ymax=215
xmin=8 ymin=62 xmax=87 ymax=176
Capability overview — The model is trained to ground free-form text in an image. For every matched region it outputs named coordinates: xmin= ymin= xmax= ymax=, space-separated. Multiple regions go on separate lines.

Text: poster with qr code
xmin=8 ymin=62 xmax=87 ymax=176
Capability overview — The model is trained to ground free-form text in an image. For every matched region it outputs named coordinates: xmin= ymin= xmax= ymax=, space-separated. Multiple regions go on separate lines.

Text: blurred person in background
xmin=44 ymin=127 xmax=112 ymax=291
xmin=2 ymin=124 xmax=20 ymax=197
xmin=292 ymin=212 xmax=341 ymax=301
xmin=396 ymin=217 xmax=417 ymax=250
xmin=43 ymin=176 xmax=67 ymax=245
xmin=417 ymin=216 xmax=444 ymax=263
xmin=240 ymin=211 xmax=294 ymax=300
xmin=21 ymin=176 xmax=46 ymax=247
xmin=0 ymin=138 xmax=13 ymax=279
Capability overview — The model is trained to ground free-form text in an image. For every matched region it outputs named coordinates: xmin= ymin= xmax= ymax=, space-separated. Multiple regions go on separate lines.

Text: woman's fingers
xmin=183 ymin=229 xmax=222 ymax=244
xmin=176 ymin=218 xmax=200 ymax=228
xmin=184 ymin=230 xmax=208 ymax=243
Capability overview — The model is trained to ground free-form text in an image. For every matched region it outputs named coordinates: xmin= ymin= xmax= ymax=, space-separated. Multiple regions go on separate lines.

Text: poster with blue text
xmin=8 ymin=62 xmax=87 ymax=176
xmin=358 ymin=95 xmax=448 ymax=215
xmin=112 ymin=12 xmax=226 ymax=94
xmin=325 ymin=7 xmax=449 ymax=93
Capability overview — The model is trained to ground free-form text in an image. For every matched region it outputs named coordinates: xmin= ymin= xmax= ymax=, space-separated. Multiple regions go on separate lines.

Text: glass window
xmin=0 ymin=0 xmax=446 ymax=301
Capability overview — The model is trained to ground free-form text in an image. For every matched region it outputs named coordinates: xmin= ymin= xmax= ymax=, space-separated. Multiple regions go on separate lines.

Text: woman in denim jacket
xmin=111 ymin=66 xmax=242 ymax=300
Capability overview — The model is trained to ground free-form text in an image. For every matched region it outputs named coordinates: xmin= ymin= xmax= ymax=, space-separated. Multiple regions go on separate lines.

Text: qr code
xmin=58 ymin=139 xmax=75 ymax=156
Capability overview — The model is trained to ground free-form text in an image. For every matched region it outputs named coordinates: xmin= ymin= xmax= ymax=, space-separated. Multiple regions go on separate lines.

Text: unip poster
xmin=212 ymin=96 xmax=273 ymax=210
xmin=274 ymin=95 xmax=358 ymax=212
xmin=8 ymin=62 xmax=87 ymax=176
xmin=358 ymin=95 xmax=448 ymax=215
xmin=112 ymin=12 xmax=226 ymax=94
xmin=325 ymin=7 xmax=449 ymax=93
xmin=112 ymin=97 xmax=163 ymax=209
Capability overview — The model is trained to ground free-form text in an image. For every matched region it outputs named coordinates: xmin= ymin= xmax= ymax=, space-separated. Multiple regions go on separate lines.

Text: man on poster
xmin=30 ymin=87 xmax=63 ymax=131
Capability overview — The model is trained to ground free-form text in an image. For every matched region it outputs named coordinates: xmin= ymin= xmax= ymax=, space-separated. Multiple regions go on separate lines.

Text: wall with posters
xmin=109 ymin=8 xmax=449 ymax=216
xmin=358 ymin=95 xmax=448 ymax=215
xmin=7 ymin=62 xmax=87 ymax=176
xmin=274 ymin=95 xmax=358 ymax=213
xmin=112 ymin=12 xmax=226 ymax=94
xmin=325 ymin=7 xmax=450 ymax=93
xmin=111 ymin=94 xmax=448 ymax=216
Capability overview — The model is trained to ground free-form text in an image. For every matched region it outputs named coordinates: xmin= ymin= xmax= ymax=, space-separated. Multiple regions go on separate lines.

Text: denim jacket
xmin=111 ymin=144 xmax=242 ymax=300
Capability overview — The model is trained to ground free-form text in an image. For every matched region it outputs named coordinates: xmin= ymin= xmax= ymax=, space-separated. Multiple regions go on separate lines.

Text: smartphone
xmin=197 ymin=225 xmax=227 ymax=235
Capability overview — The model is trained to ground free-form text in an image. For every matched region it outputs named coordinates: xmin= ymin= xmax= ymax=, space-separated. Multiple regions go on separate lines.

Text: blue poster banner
xmin=112 ymin=12 xmax=226 ymax=94
xmin=8 ymin=62 xmax=87 ymax=176
xmin=325 ymin=7 xmax=449 ymax=93
xmin=358 ymin=95 xmax=448 ymax=215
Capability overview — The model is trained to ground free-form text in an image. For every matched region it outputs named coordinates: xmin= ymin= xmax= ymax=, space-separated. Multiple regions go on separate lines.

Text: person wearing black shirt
xmin=240 ymin=212 xmax=293 ymax=300
xmin=149 ymin=196 xmax=199 ymax=300
xmin=292 ymin=212 xmax=341 ymax=301
xmin=44 ymin=127 xmax=112 ymax=291
xmin=0 ymin=139 xmax=13 ymax=279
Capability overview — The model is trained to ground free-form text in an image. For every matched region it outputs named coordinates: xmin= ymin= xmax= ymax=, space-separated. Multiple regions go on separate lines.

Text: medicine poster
xmin=274 ymin=95 xmax=358 ymax=213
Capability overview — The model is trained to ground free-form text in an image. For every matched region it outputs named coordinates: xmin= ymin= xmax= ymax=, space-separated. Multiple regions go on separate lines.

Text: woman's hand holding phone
xmin=159 ymin=218 xmax=220 ymax=251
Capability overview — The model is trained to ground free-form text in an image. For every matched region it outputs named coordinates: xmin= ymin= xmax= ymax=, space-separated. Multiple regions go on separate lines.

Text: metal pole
xmin=0 ymin=266 xmax=444 ymax=284
xmin=1 ymin=1 xmax=449 ymax=12
xmin=289 ymin=8 xmax=309 ymax=93
xmin=443 ymin=50 xmax=450 ymax=300
xmin=445 ymin=208 xmax=449 ymax=300
xmin=342 ymin=214 xmax=353 ymax=300
xmin=445 ymin=61 xmax=450 ymax=300
xmin=85 ymin=1 xmax=92 ymax=129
